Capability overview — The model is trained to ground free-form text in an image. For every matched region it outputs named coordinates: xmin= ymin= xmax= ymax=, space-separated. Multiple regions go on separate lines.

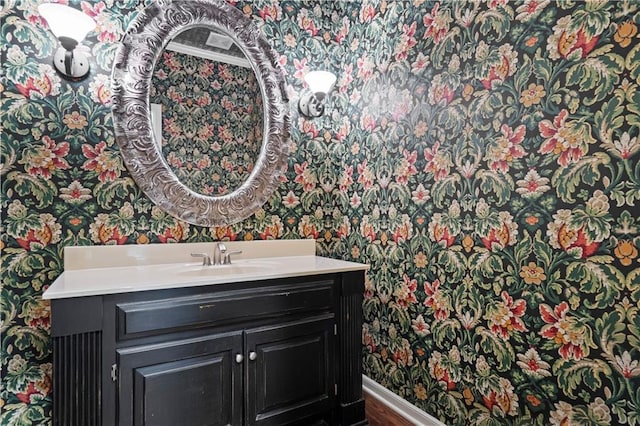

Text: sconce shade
xmin=304 ymin=70 xmax=337 ymax=95
xmin=38 ymin=3 xmax=96 ymax=43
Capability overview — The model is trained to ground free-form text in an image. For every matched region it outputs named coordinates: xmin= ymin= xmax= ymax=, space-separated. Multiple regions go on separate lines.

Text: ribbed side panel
xmin=53 ymin=331 xmax=102 ymax=426
xmin=338 ymin=293 xmax=363 ymax=403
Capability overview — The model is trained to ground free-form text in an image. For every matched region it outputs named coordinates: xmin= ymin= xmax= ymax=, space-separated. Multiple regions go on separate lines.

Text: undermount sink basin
xmin=162 ymin=260 xmax=277 ymax=277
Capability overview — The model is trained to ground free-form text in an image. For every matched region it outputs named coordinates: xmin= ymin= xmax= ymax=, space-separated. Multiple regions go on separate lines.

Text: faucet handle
xmin=191 ymin=253 xmax=212 ymax=266
xmin=223 ymin=250 xmax=243 ymax=265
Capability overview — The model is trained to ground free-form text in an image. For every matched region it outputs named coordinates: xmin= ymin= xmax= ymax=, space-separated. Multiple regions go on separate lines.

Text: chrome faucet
xmin=191 ymin=242 xmax=243 ymax=266
xmin=213 ymin=242 xmax=226 ymax=265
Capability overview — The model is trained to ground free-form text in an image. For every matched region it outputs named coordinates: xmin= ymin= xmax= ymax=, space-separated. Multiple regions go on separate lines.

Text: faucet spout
xmin=214 ymin=242 xmax=227 ymax=265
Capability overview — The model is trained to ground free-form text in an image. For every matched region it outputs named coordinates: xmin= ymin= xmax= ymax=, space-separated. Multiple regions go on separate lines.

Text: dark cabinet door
xmin=245 ymin=314 xmax=335 ymax=426
xmin=117 ymin=331 xmax=243 ymax=426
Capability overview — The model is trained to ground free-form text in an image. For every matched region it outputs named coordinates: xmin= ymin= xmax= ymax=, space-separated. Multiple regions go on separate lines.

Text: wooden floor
xmin=364 ymin=391 xmax=414 ymax=426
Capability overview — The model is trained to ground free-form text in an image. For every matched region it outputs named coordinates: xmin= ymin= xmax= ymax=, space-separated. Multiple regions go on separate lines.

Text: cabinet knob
xmin=235 ymin=354 xmax=244 ymax=364
xmin=249 ymin=351 xmax=257 ymax=361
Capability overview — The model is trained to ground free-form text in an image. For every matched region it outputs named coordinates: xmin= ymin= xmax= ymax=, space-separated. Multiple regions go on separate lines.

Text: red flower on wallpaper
xmin=357 ymin=160 xmax=374 ymax=190
xmin=359 ymin=112 xmax=376 ymax=131
xmin=538 ymin=109 xmax=590 ymax=167
xmin=97 ymin=224 xmax=127 ymax=245
xmin=356 ymin=55 xmax=374 ymax=80
xmin=156 ymin=225 xmax=185 ymax=243
xmin=363 ymin=326 xmax=377 ymax=353
xmin=299 ymin=215 xmax=320 ymax=239
xmin=162 ymin=51 xmax=182 ymax=72
xmin=23 ymin=299 xmax=51 ymax=329
xmin=478 ymin=43 xmax=517 ymax=89
xmin=395 ymin=149 xmax=418 ymax=184
xmin=548 ymin=16 xmax=599 ymax=60
xmin=338 ymin=165 xmax=354 ymax=191
xmin=481 ymin=224 xmax=510 ymax=250
xmin=395 ymin=22 xmax=417 ymax=61
xmin=13 ymin=213 xmax=60 ymax=255
xmin=81 ymin=1 xmax=119 ymax=42
xmin=540 ymin=302 xmax=589 ymax=360
xmin=392 ymin=338 xmax=414 ymax=367
xmin=360 ymin=217 xmax=377 ymax=242
xmin=16 ymin=74 xmax=54 ymax=99
xmin=301 ymin=120 xmax=319 ymax=138
xmin=212 ymin=226 xmax=239 ymax=241
xmin=556 ymin=223 xmax=599 ymax=258
xmin=16 ymin=379 xmax=50 ymax=404
xmin=488 ymin=0 xmax=508 ymax=9
xmin=424 ymin=142 xmax=452 ymax=181
xmin=258 ymin=217 xmax=283 ymax=240
xmin=82 ymin=141 xmax=120 ymax=182
xmin=428 ymin=351 xmax=457 ymax=390
xmin=16 ymin=226 xmax=53 ymax=251
xmin=486 ymin=291 xmax=527 ymax=340
xmin=198 ymin=61 xmax=216 ymax=78
xmin=336 ymin=216 xmax=351 ymax=239
xmin=394 ymin=274 xmax=418 ymax=309
xmin=392 ymin=215 xmax=412 ymax=243
xmin=360 ymin=3 xmax=376 ymax=23
xmin=13 ymin=363 xmax=51 ymax=404
xmin=424 ymin=279 xmax=451 ymax=320
xmin=486 ymin=124 xmax=526 ymax=173
xmin=258 ymin=3 xmax=280 ymax=21
xmin=481 ymin=378 xmax=518 ymax=417
xmin=423 ymin=2 xmax=451 ymax=44
xmin=431 ymin=223 xmax=456 ymax=247
xmin=547 ymin=209 xmax=600 ymax=259
xmin=481 ymin=212 xmax=517 ymax=251
xmin=428 ymin=75 xmax=455 ymax=105
xmin=217 ymin=63 xmax=235 ymax=82
xmin=23 ymin=136 xmax=70 ymax=178
xmin=335 ymin=18 xmax=349 ymax=44
xmin=297 ymin=9 xmax=318 ymax=36
xmin=294 ymin=161 xmax=317 ymax=191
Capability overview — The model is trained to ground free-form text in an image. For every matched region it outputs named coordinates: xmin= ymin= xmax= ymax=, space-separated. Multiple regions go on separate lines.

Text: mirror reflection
xmin=150 ymin=27 xmax=263 ymax=196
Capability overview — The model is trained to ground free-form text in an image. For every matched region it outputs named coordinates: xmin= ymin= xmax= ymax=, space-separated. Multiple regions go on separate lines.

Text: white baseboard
xmin=362 ymin=375 xmax=446 ymax=426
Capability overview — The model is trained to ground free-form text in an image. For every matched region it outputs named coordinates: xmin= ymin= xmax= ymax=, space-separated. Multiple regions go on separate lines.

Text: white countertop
xmin=43 ymin=255 xmax=368 ymax=299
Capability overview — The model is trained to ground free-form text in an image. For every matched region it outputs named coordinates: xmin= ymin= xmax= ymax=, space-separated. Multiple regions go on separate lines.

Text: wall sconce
xmin=298 ymin=70 xmax=337 ymax=118
xmin=38 ymin=3 xmax=96 ymax=81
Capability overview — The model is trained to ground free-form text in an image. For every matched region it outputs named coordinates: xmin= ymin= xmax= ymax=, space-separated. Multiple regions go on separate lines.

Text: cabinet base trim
xmin=362 ymin=375 xmax=445 ymax=426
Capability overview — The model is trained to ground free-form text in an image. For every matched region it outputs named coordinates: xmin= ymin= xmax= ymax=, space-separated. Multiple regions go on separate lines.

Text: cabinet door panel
xmin=118 ymin=332 xmax=242 ymax=426
xmin=246 ymin=315 xmax=335 ymax=426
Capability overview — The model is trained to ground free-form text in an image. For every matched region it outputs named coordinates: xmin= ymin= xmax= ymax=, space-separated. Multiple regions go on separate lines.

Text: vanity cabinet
xmin=50 ymin=271 xmax=366 ymax=426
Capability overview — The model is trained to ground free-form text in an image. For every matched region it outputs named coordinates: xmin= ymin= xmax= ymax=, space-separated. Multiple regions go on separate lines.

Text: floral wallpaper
xmin=151 ymin=50 xmax=263 ymax=196
xmin=1 ymin=1 xmax=640 ymax=425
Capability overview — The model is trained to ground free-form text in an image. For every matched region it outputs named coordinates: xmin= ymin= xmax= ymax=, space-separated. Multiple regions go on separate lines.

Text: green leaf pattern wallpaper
xmin=1 ymin=1 xmax=640 ymax=425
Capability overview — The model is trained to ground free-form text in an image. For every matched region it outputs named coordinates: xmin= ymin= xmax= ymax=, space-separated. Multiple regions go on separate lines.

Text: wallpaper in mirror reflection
xmin=150 ymin=50 xmax=263 ymax=196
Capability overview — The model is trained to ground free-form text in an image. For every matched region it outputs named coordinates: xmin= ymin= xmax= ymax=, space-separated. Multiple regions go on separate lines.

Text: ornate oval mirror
xmin=111 ymin=0 xmax=290 ymax=227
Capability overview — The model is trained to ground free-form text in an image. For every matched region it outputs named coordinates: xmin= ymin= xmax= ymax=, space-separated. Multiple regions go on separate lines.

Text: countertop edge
xmin=43 ymin=255 xmax=369 ymax=300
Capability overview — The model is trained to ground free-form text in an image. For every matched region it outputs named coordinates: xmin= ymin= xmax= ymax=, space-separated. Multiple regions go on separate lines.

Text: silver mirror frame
xmin=111 ymin=0 xmax=290 ymax=227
